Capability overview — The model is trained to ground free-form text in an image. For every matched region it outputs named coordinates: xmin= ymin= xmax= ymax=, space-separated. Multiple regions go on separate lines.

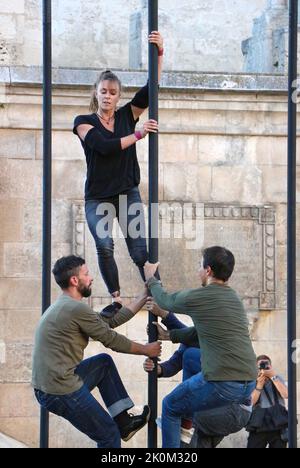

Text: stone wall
xmin=243 ymin=0 xmax=300 ymax=73
xmin=0 ymin=68 xmax=299 ymax=448
xmin=0 ymin=0 xmax=267 ymax=73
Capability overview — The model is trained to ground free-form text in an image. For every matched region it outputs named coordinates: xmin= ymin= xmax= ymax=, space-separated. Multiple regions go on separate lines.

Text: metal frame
xmin=147 ymin=0 xmax=159 ymax=449
xmin=40 ymin=0 xmax=298 ymax=449
xmin=287 ymin=0 xmax=298 ymax=449
xmin=40 ymin=0 xmax=52 ymax=449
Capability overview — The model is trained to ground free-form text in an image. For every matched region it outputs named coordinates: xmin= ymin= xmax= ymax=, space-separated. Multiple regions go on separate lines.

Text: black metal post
xmin=148 ymin=0 xmax=159 ymax=449
xmin=287 ymin=0 xmax=298 ymax=450
xmin=40 ymin=0 xmax=52 ymax=449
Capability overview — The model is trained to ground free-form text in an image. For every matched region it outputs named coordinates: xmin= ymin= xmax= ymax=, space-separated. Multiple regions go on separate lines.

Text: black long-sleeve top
xmin=73 ymin=84 xmax=149 ymax=200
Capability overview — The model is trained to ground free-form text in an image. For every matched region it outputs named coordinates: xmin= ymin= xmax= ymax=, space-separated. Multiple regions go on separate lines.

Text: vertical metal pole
xmin=148 ymin=0 xmax=159 ymax=449
xmin=287 ymin=0 xmax=298 ymax=450
xmin=40 ymin=0 xmax=52 ymax=449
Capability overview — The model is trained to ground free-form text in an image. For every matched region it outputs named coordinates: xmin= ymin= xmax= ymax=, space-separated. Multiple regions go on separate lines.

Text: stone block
xmin=0 ymin=15 xmax=18 ymax=40
xmin=35 ymin=130 xmax=84 ymax=161
xmin=0 ymin=67 xmax=10 ymax=83
xmin=251 ymin=311 xmax=272 ymax=342
xmin=277 ymin=245 xmax=287 ymax=281
xmin=0 ymin=278 xmax=41 ymax=309
xmin=3 ymin=242 xmax=42 ymax=278
xmin=0 ymin=384 xmax=38 ymax=418
xmin=0 ymin=129 xmax=36 ymax=159
xmin=0 ymin=417 xmax=38 ymax=448
xmin=211 ymin=166 xmax=263 ymax=204
xmin=0 ymin=1 xmax=25 ymax=14
xmin=269 ymin=309 xmax=287 ymax=342
xmin=159 ymin=134 xmax=198 ymax=163
xmin=53 ymin=160 xmax=86 ymax=200
xmin=24 ymin=199 xmax=73 ymax=244
xmin=0 ymin=200 xmax=24 ymax=242
xmin=0 ymin=160 xmax=42 ymax=200
xmin=276 ymin=203 xmax=287 ymax=246
xmin=198 ymin=135 xmax=257 ymax=167
xmin=0 ymin=432 xmax=28 ymax=448
xmin=0 ymin=308 xmax=40 ymax=341
xmin=163 ymin=164 xmax=212 ymax=202
xmin=261 ymin=165 xmax=288 ymax=203
xmin=138 ymin=161 xmax=164 ymax=202
xmin=254 ymin=136 xmax=289 ymax=166
xmin=0 ymin=243 xmax=3 ymax=278
xmin=49 ymin=414 xmax=94 ymax=448
xmin=0 ymin=342 xmax=33 ymax=383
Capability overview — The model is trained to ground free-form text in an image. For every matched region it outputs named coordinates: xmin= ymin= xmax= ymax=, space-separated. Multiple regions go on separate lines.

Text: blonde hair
xmin=89 ymin=70 xmax=122 ymax=113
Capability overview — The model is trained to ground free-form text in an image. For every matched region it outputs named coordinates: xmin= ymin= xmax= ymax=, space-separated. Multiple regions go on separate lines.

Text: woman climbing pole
xmin=73 ymin=31 xmax=164 ymax=317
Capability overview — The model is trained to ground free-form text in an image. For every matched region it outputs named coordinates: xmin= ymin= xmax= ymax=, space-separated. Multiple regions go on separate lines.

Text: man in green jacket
xmin=144 ymin=246 xmax=257 ymax=448
xmin=32 ymin=255 xmax=161 ymax=448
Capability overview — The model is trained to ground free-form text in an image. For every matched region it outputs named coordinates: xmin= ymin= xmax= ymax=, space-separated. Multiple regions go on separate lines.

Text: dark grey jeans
xmin=183 ymin=403 xmax=252 ymax=449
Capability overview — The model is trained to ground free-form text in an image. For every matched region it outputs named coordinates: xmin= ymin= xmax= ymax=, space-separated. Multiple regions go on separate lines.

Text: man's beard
xmin=78 ymin=281 xmax=92 ymax=298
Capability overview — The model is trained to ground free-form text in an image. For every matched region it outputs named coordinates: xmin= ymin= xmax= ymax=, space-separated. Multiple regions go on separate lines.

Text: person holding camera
xmin=247 ymin=355 xmax=288 ymax=449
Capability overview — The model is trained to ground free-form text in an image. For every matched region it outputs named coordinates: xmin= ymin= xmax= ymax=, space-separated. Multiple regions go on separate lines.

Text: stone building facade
xmin=0 ymin=0 xmax=299 ymax=449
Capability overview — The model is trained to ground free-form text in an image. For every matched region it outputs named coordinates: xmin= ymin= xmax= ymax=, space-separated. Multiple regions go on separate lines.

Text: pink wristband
xmin=158 ymin=48 xmax=164 ymax=57
xmin=135 ymin=131 xmax=143 ymax=141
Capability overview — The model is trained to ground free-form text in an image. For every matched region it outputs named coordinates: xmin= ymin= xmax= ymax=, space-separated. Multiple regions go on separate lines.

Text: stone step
xmin=0 ymin=433 xmax=27 ymax=449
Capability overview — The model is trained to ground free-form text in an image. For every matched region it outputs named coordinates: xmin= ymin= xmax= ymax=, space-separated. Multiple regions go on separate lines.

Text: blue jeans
xmin=85 ymin=187 xmax=148 ymax=294
xmin=162 ymin=372 xmax=255 ymax=448
xmin=182 ymin=348 xmax=201 ymax=382
xmin=34 ymin=354 xmax=134 ymax=448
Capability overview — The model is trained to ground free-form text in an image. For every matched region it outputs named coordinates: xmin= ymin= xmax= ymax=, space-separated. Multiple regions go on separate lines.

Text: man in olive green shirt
xmin=144 ymin=246 xmax=257 ymax=448
xmin=32 ymin=255 xmax=161 ymax=448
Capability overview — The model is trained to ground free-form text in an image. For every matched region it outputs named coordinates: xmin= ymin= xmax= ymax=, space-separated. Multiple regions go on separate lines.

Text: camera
xmin=259 ymin=360 xmax=270 ymax=370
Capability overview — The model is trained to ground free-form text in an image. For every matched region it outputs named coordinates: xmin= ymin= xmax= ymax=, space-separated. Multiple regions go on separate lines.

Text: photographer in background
xmin=247 ymin=355 xmax=288 ymax=449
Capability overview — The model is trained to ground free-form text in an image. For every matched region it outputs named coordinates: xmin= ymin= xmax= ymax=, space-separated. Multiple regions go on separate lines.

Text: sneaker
xmin=100 ymin=301 xmax=122 ymax=319
xmin=120 ymin=405 xmax=151 ymax=442
xmin=180 ymin=426 xmax=195 ymax=444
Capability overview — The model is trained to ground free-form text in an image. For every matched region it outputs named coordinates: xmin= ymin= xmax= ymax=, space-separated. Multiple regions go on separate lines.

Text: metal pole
xmin=148 ymin=0 xmax=159 ymax=449
xmin=40 ymin=0 xmax=52 ymax=448
xmin=287 ymin=0 xmax=298 ymax=449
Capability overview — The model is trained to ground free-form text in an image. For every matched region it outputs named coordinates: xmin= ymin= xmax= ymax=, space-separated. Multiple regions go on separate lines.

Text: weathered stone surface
xmin=0 ymin=384 xmax=38 ymax=418
xmin=211 ymin=166 xmax=263 ymax=204
xmin=0 ymin=279 xmax=41 ymax=309
xmin=0 ymin=160 xmax=42 ymax=199
xmin=53 ymin=160 xmax=86 ymax=200
xmin=0 ymin=432 xmax=27 ymax=448
xmin=0 ymin=200 xmax=24 ymax=242
xmin=160 ymin=134 xmax=198 ymax=163
xmin=1 ymin=0 xmax=266 ymax=73
xmin=0 ymin=417 xmax=38 ymax=448
xmin=1 ymin=74 xmax=299 ymax=448
xmin=261 ymin=165 xmax=288 ymax=203
xmin=0 ymin=129 xmax=36 ymax=159
xmin=0 ymin=66 xmax=289 ymax=93
xmin=243 ymin=0 xmax=297 ymax=74
xmin=0 ymin=308 xmax=40 ymax=341
xmin=0 ymin=342 xmax=33 ymax=383
xmin=4 ymin=243 xmax=42 ymax=278
xmin=163 ymin=164 xmax=212 ymax=202
xmin=36 ymin=130 xmax=84 ymax=161
xmin=23 ymin=199 xmax=73 ymax=244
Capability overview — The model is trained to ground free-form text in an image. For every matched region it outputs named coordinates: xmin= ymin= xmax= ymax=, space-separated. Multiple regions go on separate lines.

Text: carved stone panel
xmin=72 ymin=202 xmax=276 ymax=312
